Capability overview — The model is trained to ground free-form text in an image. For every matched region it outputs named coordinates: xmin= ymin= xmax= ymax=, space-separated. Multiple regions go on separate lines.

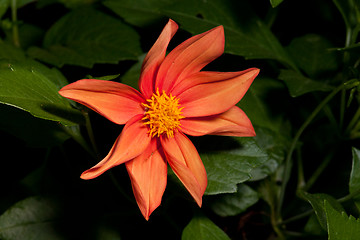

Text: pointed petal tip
xmin=80 ymin=170 xmax=96 ymax=180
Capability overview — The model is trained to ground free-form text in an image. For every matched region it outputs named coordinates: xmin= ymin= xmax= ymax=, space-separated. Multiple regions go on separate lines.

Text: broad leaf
xmin=301 ymin=192 xmax=344 ymax=230
xmin=0 ymin=41 xmax=27 ymax=60
xmin=279 ymin=69 xmax=334 ymax=97
xmin=209 ymin=184 xmax=259 ymax=217
xmin=103 ymin=0 xmax=169 ymax=27
xmin=249 ymin=127 xmax=289 ymax=181
xmin=0 ymin=196 xmax=64 ymax=240
xmin=349 ymin=147 xmax=360 ymax=210
xmin=182 ymin=214 xmax=230 ymax=240
xmin=0 ymin=104 xmax=70 ymax=147
xmin=286 ymin=34 xmax=339 ymax=78
xmin=325 ymin=200 xmax=360 ymax=240
xmin=201 ymin=137 xmax=269 ymax=195
xmin=120 ymin=53 xmax=146 ymax=90
xmin=28 ymin=7 xmax=142 ymax=68
xmin=238 ymin=77 xmax=287 ymax=132
xmin=104 ymin=0 xmax=297 ymax=69
xmin=0 ymin=60 xmax=83 ymax=125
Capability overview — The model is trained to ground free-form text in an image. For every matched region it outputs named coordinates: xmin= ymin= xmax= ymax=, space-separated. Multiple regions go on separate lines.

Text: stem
xmin=277 ymin=83 xmax=347 ymax=218
xmin=346 ymin=107 xmax=360 ymax=134
xmin=11 ymin=0 xmax=20 ymax=47
xmin=281 ymin=209 xmax=314 ymax=225
xmin=302 ymin=152 xmax=334 ymax=192
xmin=60 ymin=124 xmax=96 ymax=158
xmin=83 ymin=110 xmax=100 ymax=159
xmin=338 ymin=188 xmax=360 ymax=203
xmin=81 ymin=111 xmax=134 ymax=204
xmin=296 ymin=148 xmax=305 ymax=189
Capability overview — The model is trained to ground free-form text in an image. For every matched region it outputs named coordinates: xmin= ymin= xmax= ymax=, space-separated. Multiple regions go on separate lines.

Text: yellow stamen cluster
xmin=142 ymin=89 xmax=184 ymax=138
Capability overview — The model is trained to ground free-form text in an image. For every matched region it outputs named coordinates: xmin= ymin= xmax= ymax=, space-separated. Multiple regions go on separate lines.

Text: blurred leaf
xmin=58 ymin=0 xmax=96 ymax=8
xmin=333 ymin=0 xmax=359 ymax=30
xmin=0 ymin=104 xmax=70 ymax=147
xmin=286 ymin=34 xmax=339 ymax=78
xmin=349 ymin=147 xmax=360 ymax=210
xmin=304 ymin=214 xmax=327 ymax=236
xmin=202 ymin=137 xmax=269 ymax=195
xmin=0 ymin=196 xmax=65 ymax=240
xmin=209 ymin=184 xmax=259 ymax=217
xmin=0 ymin=60 xmax=84 ymax=125
xmin=279 ymin=69 xmax=334 ymax=97
xmin=325 ymin=200 xmax=360 ymax=240
xmin=270 ymin=0 xmax=284 ymax=8
xmin=301 ymin=192 xmax=344 ymax=230
xmin=18 ymin=24 xmax=45 ymax=49
xmin=182 ymin=214 xmax=230 ymax=240
xmin=95 ymin=224 xmax=122 ymax=240
xmin=0 ymin=0 xmax=9 ymax=19
xmin=105 ymin=0 xmax=297 ymax=69
xmin=28 ymin=7 xmax=142 ymax=68
xmin=238 ymin=77 xmax=287 ymax=132
xmin=103 ymin=0 xmax=169 ymax=27
xmin=121 ymin=53 xmax=146 ymax=90
xmin=0 ymin=41 xmax=27 ymax=60
xmin=86 ymin=74 xmax=121 ymax=81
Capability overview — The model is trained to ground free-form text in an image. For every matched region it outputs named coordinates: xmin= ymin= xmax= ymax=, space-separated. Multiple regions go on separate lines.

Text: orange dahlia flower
xmin=59 ymin=19 xmax=259 ymax=220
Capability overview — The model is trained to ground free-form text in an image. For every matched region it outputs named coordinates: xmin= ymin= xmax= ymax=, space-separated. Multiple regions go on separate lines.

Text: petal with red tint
xmin=156 ymin=25 xmax=225 ymax=93
xmin=178 ymin=68 xmax=259 ymax=117
xmin=59 ymin=79 xmax=144 ymax=125
xmin=126 ymin=140 xmax=167 ymax=220
xmin=180 ymin=106 xmax=255 ymax=137
xmin=80 ymin=115 xmax=151 ymax=179
xmin=139 ymin=19 xmax=178 ymax=99
xmin=161 ymin=132 xmax=207 ymax=206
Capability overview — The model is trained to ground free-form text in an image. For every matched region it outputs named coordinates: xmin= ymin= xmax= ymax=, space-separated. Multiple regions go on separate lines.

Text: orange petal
xmin=180 ymin=106 xmax=255 ymax=137
xmin=139 ymin=19 xmax=178 ymax=99
xmin=160 ymin=132 xmax=207 ymax=206
xmin=80 ymin=115 xmax=151 ymax=179
xmin=155 ymin=25 xmax=224 ymax=93
xmin=177 ymin=68 xmax=259 ymax=117
xmin=125 ymin=140 xmax=167 ymax=220
xmin=59 ymin=79 xmax=144 ymax=125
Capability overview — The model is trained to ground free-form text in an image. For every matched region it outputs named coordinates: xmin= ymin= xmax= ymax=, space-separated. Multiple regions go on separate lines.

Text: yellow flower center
xmin=142 ymin=89 xmax=184 ymax=138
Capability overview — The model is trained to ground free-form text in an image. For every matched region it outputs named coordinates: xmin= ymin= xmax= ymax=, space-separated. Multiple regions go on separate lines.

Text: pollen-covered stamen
xmin=142 ymin=89 xmax=184 ymax=138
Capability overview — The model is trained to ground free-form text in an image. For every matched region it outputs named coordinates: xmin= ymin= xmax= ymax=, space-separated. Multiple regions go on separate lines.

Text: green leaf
xmin=286 ymin=34 xmax=339 ymax=78
xmin=209 ymin=184 xmax=259 ymax=217
xmin=279 ymin=69 xmax=334 ymax=97
xmin=304 ymin=214 xmax=327 ymax=236
xmin=201 ymin=137 xmax=269 ymax=195
xmin=270 ymin=0 xmax=284 ymax=8
xmin=0 ymin=104 xmax=70 ymax=147
xmin=182 ymin=214 xmax=230 ymax=240
xmin=105 ymin=0 xmax=297 ymax=69
xmin=325 ymin=200 xmax=360 ymax=240
xmin=301 ymin=192 xmax=344 ymax=230
xmin=249 ymin=127 xmax=289 ymax=181
xmin=238 ymin=77 xmax=287 ymax=132
xmin=333 ymin=0 xmax=359 ymax=30
xmin=0 ymin=41 xmax=27 ymax=60
xmin=28 ymin=7 xmax=142 ymax=68
xmin=120 ymin=53 xmax=146 ymax=90
xmin=349 ymin=147 xmax=360 ymax=210
xmin=103 ymin=0 xmax=169 ymax=27
xmin=0 ymin=0 xmax=9 ymax=19
xmin=0 ymin=60 xmax=84 ymax=125
xmin=0 ymin=196 xmax=65 ymax=240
